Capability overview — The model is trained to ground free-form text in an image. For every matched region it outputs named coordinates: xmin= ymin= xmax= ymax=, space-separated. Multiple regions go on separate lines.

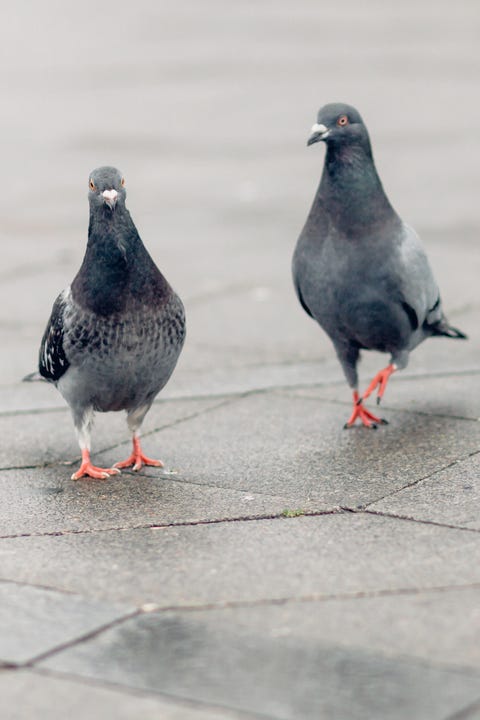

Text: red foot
xmin=344 ymin=391 xmax=388 ymax=429
xmin=71 ymin=449 xmax=121 ymax=480
xmin=114 ymin=436 xmax=164 ymax=472
xmin=362 ymin=363 xmax=396 ymax=404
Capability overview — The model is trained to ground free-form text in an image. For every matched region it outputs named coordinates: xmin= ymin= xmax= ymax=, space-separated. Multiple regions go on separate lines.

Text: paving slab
xmin=1 ymin=1 xmax=480 ymax=719
xmin=0 ymin=396 xmax=225 ymax=471
xmin=1 ymin=514 xmax=480 ymax=606
xmin=0 ymin=669 xmax=253 ymax=720
xmin=286 ymin=371 xmax=480 ymax=422
xmin=456 ymin=701 xmax=480 ymax=720
xmin=0 ymin=582 xmax=132 ymax=665
xmin=0 ymin=465 xmax=300 ymax=538
xmin=39 ymin=604 xmax=480 ymax=720
xmin=96 ymin=390 xmax=480 ymax=509
xmin=210 ymin=588 xmax=480 ymax=671
xmin=369 ymin=452 xmax=480 ymax=529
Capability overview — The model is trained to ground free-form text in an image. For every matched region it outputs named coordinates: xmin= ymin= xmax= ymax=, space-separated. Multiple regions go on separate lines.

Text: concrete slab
xmin=0 ymin=396 xmax=225 ymax=471
xmin=286 ymin=371 xmax=480 ymax=422
xmin=2 ymin=1 xmax=480 ymax=719
xmin=1 ymin=514 xmax=480 ymax=606
xmin=0 ymin=465 xmax=301 ymax=538
xmin=369 ymin=452 xmax=480 ymax=529
xmin=40 ymin=605 xmax=480 ymax=720
xmin=0 ymin=669 xmax=252 ymax=720
xmin=456 ymin=702 xmax=480 ymax=720
xmin=0 ymin=582 xmax=132 ymax=665
xmin=96 ymin=390 xmax=480 ymax=509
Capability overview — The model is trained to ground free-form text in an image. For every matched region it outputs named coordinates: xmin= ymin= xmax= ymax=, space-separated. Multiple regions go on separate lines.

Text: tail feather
xmin=22 ymin=371 xmax=47 ymax=382
xmin=430 ymin=320 xmax=467 ymax=340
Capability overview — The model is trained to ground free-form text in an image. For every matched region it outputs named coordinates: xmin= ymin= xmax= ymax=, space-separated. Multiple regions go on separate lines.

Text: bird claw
xmin=71 ymin=463 xmax=120 ymax=481
xmin=344 ymin=395 xmax=387 ymax=429
xmin=114 ymin=452 xmax=164 ymax=472
xmin=114 ymin=434 xmax=164 ymax=472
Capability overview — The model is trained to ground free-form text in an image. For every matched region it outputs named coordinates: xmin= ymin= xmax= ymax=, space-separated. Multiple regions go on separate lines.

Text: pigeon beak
xmin=307 ymin=123 xmax=330 ymax=146
xmin=102 ymin=189 xmax=118 ymax=209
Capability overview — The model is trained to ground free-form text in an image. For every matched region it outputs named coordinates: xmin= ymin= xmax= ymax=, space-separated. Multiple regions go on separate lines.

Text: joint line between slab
xmin=0 ymin=508 xmax=342 ymax=541
xmin=31 ymin=666 xmax=277 ymax=720
xmin=361 ymin=446 xmax=480 ymax=510
xmin=445 ymin=696 xmax=480 ymax=720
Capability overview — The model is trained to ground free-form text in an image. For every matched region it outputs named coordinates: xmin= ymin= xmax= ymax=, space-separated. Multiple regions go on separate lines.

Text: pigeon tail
xmin=22 ymin=371 xmax=46 ymax=382
xmin=430 ymin=320 xmax=467 ymax=340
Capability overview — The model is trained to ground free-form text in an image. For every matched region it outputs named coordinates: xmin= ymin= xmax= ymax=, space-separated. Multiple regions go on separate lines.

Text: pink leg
xmin=362 ymin=363 xmax=396 ymax=405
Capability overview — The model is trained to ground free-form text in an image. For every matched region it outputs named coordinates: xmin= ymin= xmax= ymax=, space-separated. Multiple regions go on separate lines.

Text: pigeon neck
xmin=318 ymin=143 xmax=397 ymax=234
xmin=72 ymin=207 xmax=140 ymax=315
xmin=72 ymin=205 xmax=171 ymax=316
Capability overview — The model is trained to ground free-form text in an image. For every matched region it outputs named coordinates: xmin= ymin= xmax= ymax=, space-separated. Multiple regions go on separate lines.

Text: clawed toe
xmin=114 ymin=454 xmax=163 ymax=471
xmin=71 ymin=456 xmax=120 ymax=481
xmin=344 ymin=391 xmax=388 ymax=429
xmin=114 ymin=435 xmax=163 ymax=472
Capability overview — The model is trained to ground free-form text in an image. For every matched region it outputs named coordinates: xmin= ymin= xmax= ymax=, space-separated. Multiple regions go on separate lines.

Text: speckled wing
xmin=38 ymin=290 xmax=70 ymax=383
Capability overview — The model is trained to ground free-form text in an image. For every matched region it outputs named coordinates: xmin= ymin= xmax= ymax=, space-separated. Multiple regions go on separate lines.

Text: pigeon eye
xmin=337 ymin=115 xmax=349 ymax=127
xmin=121 ymin=177 xmax=125 ymax=187
xmin=89 ymin=179 xmax=96 ymax=191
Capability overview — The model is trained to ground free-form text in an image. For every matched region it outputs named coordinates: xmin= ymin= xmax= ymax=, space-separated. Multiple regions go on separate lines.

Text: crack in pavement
xmin=3 ymin=574 xmax=480 ymax=616
xmin=0 ymin=393 xmax=245 ymax=473
xmin=2 ymin=366 xmax=480 ymax=419
xmin=30 ymin=666 xmax=277 ymax=720
xmin=361 ymin=508 xmax=480 ymax=534
xmin=446 ymin=697 xmax=480 ymax=720
xmin=0 ymin=509 xmax=342 ymax=541
xmin=20 ymin=610 xmax=143 ymax=669
xmin=360 ymin=446 xmax=480 ymax=510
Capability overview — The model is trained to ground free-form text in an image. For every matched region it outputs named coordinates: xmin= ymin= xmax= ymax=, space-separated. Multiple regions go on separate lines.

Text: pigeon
xmin=292 ymin=103 xmax=466 ymax=428
xmin=25 ymin=166 xmax=186 ymax=478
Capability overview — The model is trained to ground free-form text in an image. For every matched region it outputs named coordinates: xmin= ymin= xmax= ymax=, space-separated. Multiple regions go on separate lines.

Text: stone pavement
xmin=2 ymin=1 xmax=480 ymax=718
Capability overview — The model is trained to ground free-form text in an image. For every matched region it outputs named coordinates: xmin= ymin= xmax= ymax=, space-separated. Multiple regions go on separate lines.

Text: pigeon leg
xmin=71 ymin=449 xmax=121 ymax=480
xmin=344 ymin=391 xmax=388 ymax=429
xmin=114 ymin=434 xmax=164 ymax=472
xmin=362 ymin=363 xmax=396 ymax=405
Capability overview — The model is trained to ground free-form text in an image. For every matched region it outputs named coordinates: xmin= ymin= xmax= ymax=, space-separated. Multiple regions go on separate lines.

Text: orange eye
xmin=89 ymin=178 xmax=96 ymax=191
xmin=121 ymin=177 xmax=125 ymax=187
xmin=337 ymin=115 xmax=349 ymax=127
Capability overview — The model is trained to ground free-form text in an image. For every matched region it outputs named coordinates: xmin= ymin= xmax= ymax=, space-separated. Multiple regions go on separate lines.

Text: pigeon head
xmin=307 ymin=103 xmax=370 ymax=152
xmin=88 ymin=166 xmax=126 ymax=212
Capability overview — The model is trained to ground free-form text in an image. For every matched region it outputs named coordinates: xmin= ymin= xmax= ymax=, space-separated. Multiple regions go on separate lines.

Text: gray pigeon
xmin=26 ymin=166 xmax=186 ymax=478
xmin=292 ymin=103 xmax=466 ymax=428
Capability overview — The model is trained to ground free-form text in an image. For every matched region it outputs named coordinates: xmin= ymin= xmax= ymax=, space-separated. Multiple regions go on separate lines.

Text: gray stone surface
xmin=1 ymin=514 xmax=480 ymax=606
xmin=40 ymin=606 xmax=480 ymax=720
xmin=0 ymin=582 xmax=132 ymax=665
xmin=0 ymin=670 xmax=252 ymax=720
xmin=288 ymin=370 xmax=480 ymax=422
xmin=0 ymin=464 xmax=299 ymax=537
xmin=369 ymin=452 xmax=480 ymax=529
xmin=2 ymin=1 xmax=480 ymax=718
xmin=0 ymin=396 xmax=225 ymax=470
xmin=457 ymin=702 xmax=480 ymax=720
xmin=95 ymin=390 xmax=480 ymax=509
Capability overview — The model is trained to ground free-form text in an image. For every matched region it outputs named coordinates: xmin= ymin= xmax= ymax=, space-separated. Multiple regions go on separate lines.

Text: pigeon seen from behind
xmin=292 ymin=103 xmax=466 ymax=428
xmin=26 ymin=166 xmax=186 ymax=478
